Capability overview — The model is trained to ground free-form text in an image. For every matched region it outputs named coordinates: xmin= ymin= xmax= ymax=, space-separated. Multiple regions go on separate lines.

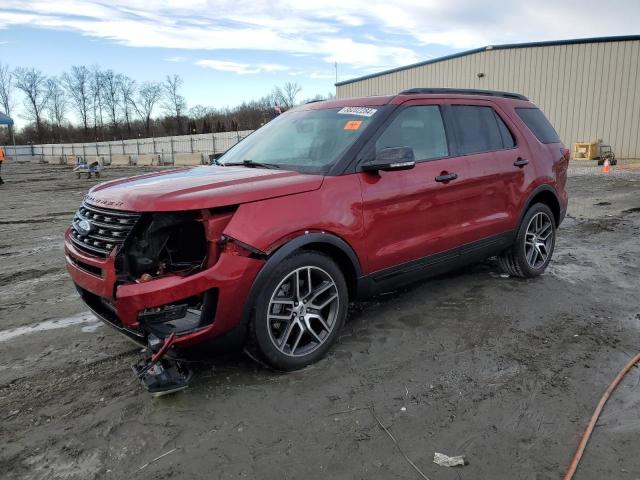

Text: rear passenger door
xmin=445 ymin=101 xmax=529 ymax=244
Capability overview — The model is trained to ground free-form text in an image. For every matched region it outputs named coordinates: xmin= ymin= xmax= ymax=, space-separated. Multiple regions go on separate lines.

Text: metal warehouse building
xmin=336 ymin=36 xmax=640 ymax=158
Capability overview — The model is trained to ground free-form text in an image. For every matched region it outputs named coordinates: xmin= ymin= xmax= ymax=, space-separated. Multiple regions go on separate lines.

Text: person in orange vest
xmin=0 ymin=145 xmax=5 ymax=185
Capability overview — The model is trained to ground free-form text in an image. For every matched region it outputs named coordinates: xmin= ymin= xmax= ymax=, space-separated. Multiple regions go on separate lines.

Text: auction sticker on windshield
xmin=337 ymin=107 xmax=377 ymax=117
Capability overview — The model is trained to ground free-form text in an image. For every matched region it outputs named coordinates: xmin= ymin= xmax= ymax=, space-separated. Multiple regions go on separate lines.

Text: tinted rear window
xmin=451 ymin=105 xmax=515 ymax=154
xmin=515 ymin=108 xmax=561 ymax=144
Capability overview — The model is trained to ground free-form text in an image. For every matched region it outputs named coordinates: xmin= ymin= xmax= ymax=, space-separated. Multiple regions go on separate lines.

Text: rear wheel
xmin=498 ymin=203 xmax=556 ymax=278
xmin=250 ymin=251 xmax=348 ymax=371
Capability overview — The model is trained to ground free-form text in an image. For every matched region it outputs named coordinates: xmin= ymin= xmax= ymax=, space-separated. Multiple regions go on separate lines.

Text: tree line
xmin=0 ymin=62 xmax=334 ymax=145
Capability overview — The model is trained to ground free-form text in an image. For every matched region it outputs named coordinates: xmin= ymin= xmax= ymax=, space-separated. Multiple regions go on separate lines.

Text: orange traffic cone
xmin=602 ymin=158 xmax=611 ymax=174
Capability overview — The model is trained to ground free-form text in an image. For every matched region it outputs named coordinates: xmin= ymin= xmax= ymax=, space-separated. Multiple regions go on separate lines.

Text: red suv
xmin=65 ymin=88 xmax=569 ymax=375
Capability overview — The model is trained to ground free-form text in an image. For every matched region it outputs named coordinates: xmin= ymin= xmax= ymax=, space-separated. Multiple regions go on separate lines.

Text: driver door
xmin=357 ymin=101 xmax=470 ymax=277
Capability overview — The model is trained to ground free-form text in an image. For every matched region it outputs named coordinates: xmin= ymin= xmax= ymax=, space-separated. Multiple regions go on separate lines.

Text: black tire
xmin=249 ymin=251 xmax=348 ymax=371
xmin=498 ymin=203 xmax=556 ymax=278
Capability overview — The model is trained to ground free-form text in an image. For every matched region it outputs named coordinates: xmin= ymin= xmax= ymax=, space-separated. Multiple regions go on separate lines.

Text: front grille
xmin=70 ymin=202 xmax=141 ymax=258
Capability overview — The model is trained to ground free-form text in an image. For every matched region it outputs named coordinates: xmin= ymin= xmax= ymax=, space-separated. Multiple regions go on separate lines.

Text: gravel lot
xmin=1 ymin=160 xmax=639 ymax=479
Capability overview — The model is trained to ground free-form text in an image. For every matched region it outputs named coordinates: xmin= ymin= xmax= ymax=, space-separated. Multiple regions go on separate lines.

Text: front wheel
xmin=498 ymin=203 xmax=556 ymax=278
xmin=250 ymin=251 xmax=348 ymax=371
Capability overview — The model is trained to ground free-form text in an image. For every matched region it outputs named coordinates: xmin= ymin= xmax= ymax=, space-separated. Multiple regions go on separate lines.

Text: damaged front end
xmin=65 ymin=202 xmax=266 ymax=395
xmin=118 ymin=210 xmax=220 ymax=337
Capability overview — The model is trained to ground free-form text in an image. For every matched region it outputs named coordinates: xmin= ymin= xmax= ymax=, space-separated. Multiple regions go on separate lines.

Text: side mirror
xmin=362 ymin=147 xmax=416 ymax=173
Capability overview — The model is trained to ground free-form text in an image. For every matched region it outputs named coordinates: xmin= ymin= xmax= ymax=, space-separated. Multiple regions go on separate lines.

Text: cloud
xmin=195 ymin=59 xmax=289 ymax=75
xmin=0 ymin=1 xmax=421 ymax=70
xmin=164 ymin=56 xmax=189 ymax=62
xmin=0 ymin=0 xmax=639 ymax=72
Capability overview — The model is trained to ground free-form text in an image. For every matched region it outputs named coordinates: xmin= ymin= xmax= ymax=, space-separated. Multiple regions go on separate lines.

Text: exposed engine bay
xmin=119 ymin=213 xmax=208 ymax=281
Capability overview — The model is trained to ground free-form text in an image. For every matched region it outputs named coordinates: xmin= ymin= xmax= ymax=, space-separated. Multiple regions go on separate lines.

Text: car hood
xmin=85 ymin=166 xmax=324 ymax=212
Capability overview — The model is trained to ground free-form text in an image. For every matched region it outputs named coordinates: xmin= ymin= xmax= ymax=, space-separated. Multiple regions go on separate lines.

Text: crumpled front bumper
xmin=64 ymin=227 xmax=264 ymax=348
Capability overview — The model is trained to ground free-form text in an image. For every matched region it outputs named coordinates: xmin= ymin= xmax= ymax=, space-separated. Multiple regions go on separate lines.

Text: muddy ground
xmin=1 ymin=161 xmax=639 ymax=480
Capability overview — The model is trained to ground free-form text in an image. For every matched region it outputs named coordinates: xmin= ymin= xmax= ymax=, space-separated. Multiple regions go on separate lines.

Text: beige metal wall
xmin=337 ymin=40 xmax=640 ymax=158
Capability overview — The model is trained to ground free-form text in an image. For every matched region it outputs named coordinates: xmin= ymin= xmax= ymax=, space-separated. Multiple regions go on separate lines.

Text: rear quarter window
xmin=515 ymin=108 xmax=561 ymax=144
xmin=450 ymin=105 xmax=515 ymax=155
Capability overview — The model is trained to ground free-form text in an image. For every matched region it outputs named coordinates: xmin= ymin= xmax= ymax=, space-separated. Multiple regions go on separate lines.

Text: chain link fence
xmin=1 ymin=130 xmax=254 ymax=166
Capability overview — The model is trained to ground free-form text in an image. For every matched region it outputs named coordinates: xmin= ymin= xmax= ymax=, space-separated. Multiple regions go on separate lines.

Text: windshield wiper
xmin=223 ymin=159 xmax=281 ymax=169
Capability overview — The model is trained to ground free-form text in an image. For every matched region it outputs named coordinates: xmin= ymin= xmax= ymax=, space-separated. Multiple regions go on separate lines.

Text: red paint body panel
xmin=63 ymin=91 xmax=568 ymax=353
xmin=85 ymin=166 xmax=323 ymax=212
xmin=223 ymin=174 xmax=368 ymax=267
xmin=358 ymin=159 xmax=472 ymax=272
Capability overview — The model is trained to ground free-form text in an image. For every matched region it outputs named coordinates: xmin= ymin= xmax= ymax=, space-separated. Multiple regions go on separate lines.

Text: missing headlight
xmin=161 ymin=221 xmax=207 ymax=274
xmin=119 ymin=213 xmax=207 ymax=280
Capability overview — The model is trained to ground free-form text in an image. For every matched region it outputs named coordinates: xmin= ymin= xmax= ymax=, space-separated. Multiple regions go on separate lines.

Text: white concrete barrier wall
xmin=175 ymin=152 xmax=204 ymax=166
xmin=2 ymin=130 xmax=253 ymax=165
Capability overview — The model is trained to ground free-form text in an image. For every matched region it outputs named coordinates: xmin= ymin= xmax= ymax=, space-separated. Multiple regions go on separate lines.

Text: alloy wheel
xmin=524 ymin=212 xmax=554 ymax=269
xmin=267 ymin=266 xmax=340 ymax=357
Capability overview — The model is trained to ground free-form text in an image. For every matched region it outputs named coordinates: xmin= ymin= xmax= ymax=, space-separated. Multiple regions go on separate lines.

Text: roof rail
xmin=399 ymin=88 xmax=528 ymax=101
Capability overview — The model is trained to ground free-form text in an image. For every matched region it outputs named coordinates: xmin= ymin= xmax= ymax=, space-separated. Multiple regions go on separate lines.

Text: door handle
xmin=435 ymin=173 xmax=458 ymax=182
xmin=514 ymin=157 xmax=529 ymax=168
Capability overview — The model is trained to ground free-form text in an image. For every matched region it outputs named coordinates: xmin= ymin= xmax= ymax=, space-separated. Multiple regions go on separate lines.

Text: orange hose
xmin=563 ymin=352 xmax=640 ymax=479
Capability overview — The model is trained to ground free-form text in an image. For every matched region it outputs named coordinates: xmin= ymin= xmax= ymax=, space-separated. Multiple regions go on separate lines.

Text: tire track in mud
xmin=0 ymin=267 xmax=62 ymax=286
xmin=0 ymin=211 xmax=75 ymax=226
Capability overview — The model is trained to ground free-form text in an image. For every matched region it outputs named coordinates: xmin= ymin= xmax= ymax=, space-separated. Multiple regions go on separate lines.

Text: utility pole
xmin=334 ymin=61 xmax=338 ymax=84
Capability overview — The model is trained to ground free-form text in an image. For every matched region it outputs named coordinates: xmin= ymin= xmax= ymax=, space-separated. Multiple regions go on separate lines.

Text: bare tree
xmin=132 ymin=81 xmax=162 ymax=136
xmin=283 ymin=82 xmax=302 ymax=108
xmin=119 ymin=75 xmax=136 ymax=135
xmin=162 ymin=74 xmax=187 ymax=134
xmin=89 ymin=66 xmax=105 ymax=138
xmin=14 ymin=67 xmax=50 ymax=141
xmin=0 ymin=63 xmax=15 ymax=140
xmin=62 ymin=65 xmax=91 ymax=135
xmin=272 ymin=82 xmax=302 ymax=109
xmin=102 ymin=70 xmax=121 ymax=134
xmin=46 ymin=77 xmax=67 ymax=140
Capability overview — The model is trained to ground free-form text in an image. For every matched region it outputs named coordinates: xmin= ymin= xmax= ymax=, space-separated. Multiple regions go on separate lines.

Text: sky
xmin=1 ymin=0 xmax=639 ymax=127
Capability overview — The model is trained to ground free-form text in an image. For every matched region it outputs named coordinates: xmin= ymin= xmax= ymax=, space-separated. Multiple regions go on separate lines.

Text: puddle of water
xmin=0 ymin=312 xmax=99 ymax=342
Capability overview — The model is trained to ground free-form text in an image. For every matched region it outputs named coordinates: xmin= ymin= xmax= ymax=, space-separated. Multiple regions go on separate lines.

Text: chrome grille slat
xmin=70 ymin=202 xmax=141 ymax=258
xmin=78 ymin=204 xmax=140 ymax=218
xmin=74 ymin=215 xmax=132 ymax=231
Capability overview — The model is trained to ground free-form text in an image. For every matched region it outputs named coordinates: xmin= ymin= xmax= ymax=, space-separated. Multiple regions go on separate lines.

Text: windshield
xmin=218 ymin=107 xmax=379 ymax=174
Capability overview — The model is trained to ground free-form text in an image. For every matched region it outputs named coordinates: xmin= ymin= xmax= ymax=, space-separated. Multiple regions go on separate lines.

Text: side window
xmin=375 ymin=106 xmax=448 ymax=160
xmin=494 ymin=111 xmax=515 ymax=149
xmin=451 ymin=105 xmax=515 ymax=154
xmin=515 ymin=107 xmax=561 ymax=144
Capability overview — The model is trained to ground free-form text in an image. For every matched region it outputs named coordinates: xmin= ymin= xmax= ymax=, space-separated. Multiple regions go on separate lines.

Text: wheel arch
xmin=520 ymin=185 xmax=561 ymax=227
xmin=240 ymin=232 xmax=363 ymax=334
